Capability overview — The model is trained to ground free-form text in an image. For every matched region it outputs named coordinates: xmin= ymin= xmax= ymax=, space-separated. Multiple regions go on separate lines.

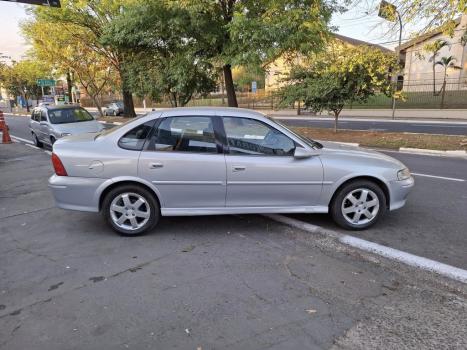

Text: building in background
xmin=264 ymin=34 xmax=392 ymax=91
xmin=398 ymin=15 xmax=467 ymax=92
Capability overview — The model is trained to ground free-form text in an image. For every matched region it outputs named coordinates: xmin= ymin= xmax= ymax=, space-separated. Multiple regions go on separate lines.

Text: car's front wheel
xmin=331 ymin=180 xmax=386 ymax=230
xmin=102 ymin=185 xmax=160 ymax=236
xmin=32 ymin=133 xmax=43 ymax=148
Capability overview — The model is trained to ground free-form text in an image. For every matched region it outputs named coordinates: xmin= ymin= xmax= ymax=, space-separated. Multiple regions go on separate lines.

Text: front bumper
xmin=48 ymin=174 xmax=107 ymax=212
xmin=388 ymin=176 xmax=415 ymax=211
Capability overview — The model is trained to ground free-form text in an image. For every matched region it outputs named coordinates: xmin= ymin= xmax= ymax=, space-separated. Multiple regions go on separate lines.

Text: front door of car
xmin=138 ymin=115 xmax=227 ymax=209
xmin=221 ymin=116 xmax=323 ymax=208
xmin=38 ymin=109 xmax=50 ymax=142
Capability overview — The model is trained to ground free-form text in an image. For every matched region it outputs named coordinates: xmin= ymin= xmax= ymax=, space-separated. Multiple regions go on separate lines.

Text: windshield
xmin=96 ymin=113 xmax=148 ymax=139
xmin=272 ymin=118 xmax=323 ymax=149
xmin=48 ymin=108 xmax=95 ymax=124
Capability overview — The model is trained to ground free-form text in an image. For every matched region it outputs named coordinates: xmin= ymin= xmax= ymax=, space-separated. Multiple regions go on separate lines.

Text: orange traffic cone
xmin=1 ymin=119 xmax=12 ymax=144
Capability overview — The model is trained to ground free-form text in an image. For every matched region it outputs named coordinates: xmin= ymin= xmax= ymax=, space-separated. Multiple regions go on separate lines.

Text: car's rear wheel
xmin=102 ymin=185 xmax=160 ymax=236
xmin=32 ymin=133 xmax=43 ymax=148
xmin=331 ymin=180 xmax=386 ymax=230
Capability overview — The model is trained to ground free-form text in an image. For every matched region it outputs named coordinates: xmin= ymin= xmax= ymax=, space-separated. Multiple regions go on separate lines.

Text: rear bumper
xmin=388 ymin=176 xmax=415 ymax=211
xmin=48 ymin=174 xmax=106 ymax=212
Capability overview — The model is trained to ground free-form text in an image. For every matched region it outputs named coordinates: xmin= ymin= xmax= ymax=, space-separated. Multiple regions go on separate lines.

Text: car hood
xmin=318 ymin=141 xmax=406 ymax=168
xmin=53 ymin=120 xmax=104 ymax=134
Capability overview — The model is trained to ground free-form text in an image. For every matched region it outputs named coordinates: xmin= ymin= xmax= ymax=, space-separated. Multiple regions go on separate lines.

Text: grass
xmin=292 ymin=127 xmax=467 ymax=151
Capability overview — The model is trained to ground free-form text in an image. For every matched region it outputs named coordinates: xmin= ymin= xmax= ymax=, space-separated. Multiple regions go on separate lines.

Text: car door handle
xmin=232 ymin=165 xmax=246 ymax=172
xmin=149 ymin=162 xmax=164 ymax=169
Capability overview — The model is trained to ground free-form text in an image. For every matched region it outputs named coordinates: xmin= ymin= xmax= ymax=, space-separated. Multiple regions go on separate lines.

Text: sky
xmin=0 ymin=1 xmax=404 ymax=62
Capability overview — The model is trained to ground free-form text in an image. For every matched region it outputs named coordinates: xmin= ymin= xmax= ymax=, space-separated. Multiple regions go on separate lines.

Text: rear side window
xmin=118 ymin=120 xmax=155 ymax=151
xmin=148 ymin=116 xmax=218 ymax=154
xmin=40 ymin=111 xmax=47 ymax=122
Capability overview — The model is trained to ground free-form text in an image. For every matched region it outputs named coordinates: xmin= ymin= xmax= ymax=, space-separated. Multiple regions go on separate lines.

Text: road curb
xmin=266 ymin=214 xmax=467 ymax=284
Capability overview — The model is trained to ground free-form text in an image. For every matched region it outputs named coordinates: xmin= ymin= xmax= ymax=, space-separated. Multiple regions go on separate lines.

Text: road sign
xmin=378 ymin=0 xmax=397 ymax=22
xmin=1 ymin=0 xmax=61 ymax=7
xmin=251 ymin=81 xmax=257 ymax=93
xmin=37 ymin=79 xmax=55 ymax=87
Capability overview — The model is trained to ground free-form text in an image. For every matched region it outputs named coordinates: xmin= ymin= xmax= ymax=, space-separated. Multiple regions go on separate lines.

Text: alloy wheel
xmin=341 ymin=188 xmax=380 ymax=226
xmin=109 ymin=192 xmax=151 ymax=231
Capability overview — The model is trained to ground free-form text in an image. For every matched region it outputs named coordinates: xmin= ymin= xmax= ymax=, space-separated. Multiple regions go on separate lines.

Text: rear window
xmin=48 ymin=108 xmax=94 ymax=124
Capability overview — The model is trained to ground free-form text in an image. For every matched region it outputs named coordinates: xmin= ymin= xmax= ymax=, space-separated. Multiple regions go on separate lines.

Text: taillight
xmin=51 ymin=153 xmax=68 ymax=176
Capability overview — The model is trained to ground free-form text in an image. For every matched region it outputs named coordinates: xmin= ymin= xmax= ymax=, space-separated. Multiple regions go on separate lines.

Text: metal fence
xmin=80 ymin=80 xmax=467 ymax=110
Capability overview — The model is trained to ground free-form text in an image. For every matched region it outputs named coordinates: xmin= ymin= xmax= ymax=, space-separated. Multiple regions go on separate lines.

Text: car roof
xmin=42 ymin=104 xmax=82 ymax=110
xmin=157 ymin=107 xmax=267 ymax=118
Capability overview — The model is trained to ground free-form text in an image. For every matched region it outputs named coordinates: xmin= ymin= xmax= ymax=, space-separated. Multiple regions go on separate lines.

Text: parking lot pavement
xmin=1 ymin=143 xmax=467 ymax=349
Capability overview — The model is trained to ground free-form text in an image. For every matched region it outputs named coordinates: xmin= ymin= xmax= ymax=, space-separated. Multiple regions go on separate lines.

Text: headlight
xmin=61 ymin=132 xmax=71 ymax=137
xmin=397 ymin=168 xmax=411 ymax=181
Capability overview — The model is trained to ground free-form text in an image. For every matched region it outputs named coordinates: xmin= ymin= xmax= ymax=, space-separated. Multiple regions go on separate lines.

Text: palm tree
xmin=435 ymin=56 xmax=461 ymax=108
xmin=424 ymin=39 xmax=449 ymax=95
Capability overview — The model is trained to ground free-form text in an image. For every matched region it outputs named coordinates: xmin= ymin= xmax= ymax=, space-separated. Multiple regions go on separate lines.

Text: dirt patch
xmin=292 ymin=127 xmax=467 ymax=151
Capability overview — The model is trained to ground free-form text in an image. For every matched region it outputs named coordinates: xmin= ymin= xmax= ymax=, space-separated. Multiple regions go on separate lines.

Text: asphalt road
xmin=1 ymin=142 xmax=466 ymax=349
xmin=5 ymin=113 xmax=467 ymax=137
xmin=276 ymin=118 xmax=467 ymax=135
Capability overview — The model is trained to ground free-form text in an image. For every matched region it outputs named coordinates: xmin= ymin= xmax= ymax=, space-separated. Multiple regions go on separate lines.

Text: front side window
xmin=222 ymin=117 xmax=295 ymax=156
xmin=149 ymin=116 xmax=218 ymax=153
xmin=48 ymin=108 xmax=94 ymax=124
xmin=118 ymin=120 xmax=155 ymax=151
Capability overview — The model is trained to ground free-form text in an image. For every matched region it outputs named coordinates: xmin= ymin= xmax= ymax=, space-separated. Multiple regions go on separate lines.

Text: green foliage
xmin=279 ymin=44 xmax=398 ymax=130
xmin=102 ymin=0 xmax=217 ymax=106
xmin=1 ymin=60 xmax=52 ymax=100
xmin=386 ymin=0 xmax=466 ymax=35
xmin=25 ymin=0 xmax=138 ymax=116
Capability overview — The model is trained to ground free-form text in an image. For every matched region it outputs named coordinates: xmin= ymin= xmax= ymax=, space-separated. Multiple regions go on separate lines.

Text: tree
xmin=22 ymin=19 xmax=117 ymax=116
xmin=1 ymin=60 xmax=52 ymax=112
xmin=435 ymin=55 xmax=461 ymax=108
xmin=279 ymin=44 xmax=398 ymax=132
xmin=423 ymin=39 xmax=449 ymax=95
xmin=102 ymin=0 xmax=217 ymax=107
xmin=27 ymin=0 xmax=138 ymax=117
xmin=174 ymin=0 xmax=340 ymax=107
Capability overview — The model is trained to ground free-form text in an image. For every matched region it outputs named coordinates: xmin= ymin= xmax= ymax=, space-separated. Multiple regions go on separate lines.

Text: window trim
xmin=143 ymin=115 xmax=223 ymax=155
xmin=219 ymin=116 xmax=297 ymax=157
xmin=117 ymin=119 xmax=158 ymax=151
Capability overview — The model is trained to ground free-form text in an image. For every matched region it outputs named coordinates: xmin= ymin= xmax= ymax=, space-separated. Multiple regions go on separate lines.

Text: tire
xmin=112 ymin=110 xmax=117 ymax=116
xmin=50 ymin=136 xmax=56 ymax=145
xmin=32 ymin=133 xmax=43 ymax=148
xmin=104 ymin=111 xmax=107 ymax=116
xmin=102 ymin=184 xmax=160 ymax=236
xmin=330 ymin=180 xmax=386 ymax=230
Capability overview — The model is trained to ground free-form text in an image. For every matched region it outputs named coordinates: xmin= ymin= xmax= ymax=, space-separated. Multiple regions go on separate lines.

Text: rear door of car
xmin=138 ymin=112 xmax=227 ymax=209
xmin=220 ymin=115 xmax=323 ymax=208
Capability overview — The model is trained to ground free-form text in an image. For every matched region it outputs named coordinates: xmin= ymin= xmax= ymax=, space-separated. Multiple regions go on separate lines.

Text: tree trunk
xmin=297 ymin=100 xmax=301 ymax=115
xmin=334 ymin=111 xmax=340 ymax=133
xmin=122 ymin=88 xmax=136 ymax=118
xmin=432 ymin=62 xmax=437 ymax=96
xmin=66 ymin=71 xmax=73 ymax=103
xmin=223 ymin=64 xmax=238 ymax=107
xmin=440 ymin=79 xmax=446 ymax=109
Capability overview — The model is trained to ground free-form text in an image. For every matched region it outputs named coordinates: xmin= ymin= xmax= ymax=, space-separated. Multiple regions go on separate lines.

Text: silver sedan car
xmin=48 ymin=107 xmax=414 ymax=235
xmin=30 ymin=105 xmax=104 ymax=147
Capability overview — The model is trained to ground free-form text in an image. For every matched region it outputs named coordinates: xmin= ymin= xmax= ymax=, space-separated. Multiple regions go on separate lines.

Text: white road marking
xmin=25 ymin=143 xmax=40 ymax=150
xmin=411 ymin=172 xmax=465 ymax=182
xmin=266 ymin=214 xmax=467 ymax=284
xmin=10 ymin=134 xmax=34 ymax=145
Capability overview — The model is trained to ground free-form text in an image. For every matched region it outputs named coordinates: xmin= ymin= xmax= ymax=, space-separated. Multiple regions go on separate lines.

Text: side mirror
xmin=294 ymin=147 xmax=317 ymax=159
